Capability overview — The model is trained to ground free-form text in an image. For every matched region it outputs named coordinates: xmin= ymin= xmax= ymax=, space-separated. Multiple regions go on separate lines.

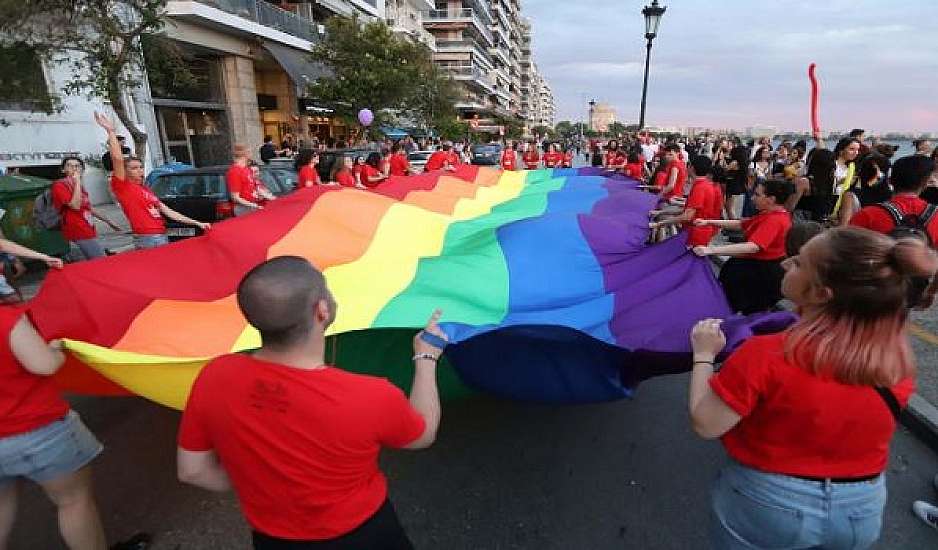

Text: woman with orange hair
xmin=689 ymin=227 xmax=937 ymax=549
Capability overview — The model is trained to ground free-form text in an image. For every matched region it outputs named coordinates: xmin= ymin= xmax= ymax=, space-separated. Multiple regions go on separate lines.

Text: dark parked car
xmin=470 ymin=143 xmax=503 ymax=166
xmin=272 ymin=148 xmax=375 ymax=182
xmin=149 ymin=165 xmax=298 ymax=239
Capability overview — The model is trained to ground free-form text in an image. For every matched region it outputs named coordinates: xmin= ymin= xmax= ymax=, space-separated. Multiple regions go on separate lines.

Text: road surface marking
xmin=909 ymin=322 xmax=938 ymax=347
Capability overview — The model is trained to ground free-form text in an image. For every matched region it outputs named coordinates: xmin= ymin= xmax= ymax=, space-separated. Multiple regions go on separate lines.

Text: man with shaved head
xmin=177 ymin=256 xmax=445 ymax=549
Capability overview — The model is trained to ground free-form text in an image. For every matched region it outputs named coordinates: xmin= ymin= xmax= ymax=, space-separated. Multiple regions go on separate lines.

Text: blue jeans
xmin=70 ymin=238 xmax=106 ymax=261
xmin=711 ymin=461 xmax=886 ymax=549
xmin=133 ymin=233 xmax=169 ymax=250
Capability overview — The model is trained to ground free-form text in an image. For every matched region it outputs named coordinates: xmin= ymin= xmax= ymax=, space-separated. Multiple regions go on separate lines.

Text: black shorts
xmin=252 ymin=499 xmax=413 ymax=550
xmin=718 ymin=257 xmax=785 ymax=315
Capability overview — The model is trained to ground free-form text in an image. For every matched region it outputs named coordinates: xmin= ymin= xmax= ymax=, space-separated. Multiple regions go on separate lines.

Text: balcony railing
xmin=423 ymin=8 xmax=494 ymax=45
xmin=194 ymin=0 xmax=321 ymax=42
xmin=436 ymin=38 xmax=492 ymax=62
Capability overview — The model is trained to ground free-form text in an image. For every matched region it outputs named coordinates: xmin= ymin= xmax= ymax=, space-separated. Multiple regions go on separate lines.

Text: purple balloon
xmin=358 ymin=108 xmax=374 ymax=127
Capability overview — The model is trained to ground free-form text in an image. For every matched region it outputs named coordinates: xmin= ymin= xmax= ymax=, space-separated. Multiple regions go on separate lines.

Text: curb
xmin=707 ymin=256 xmax=938 ymax=453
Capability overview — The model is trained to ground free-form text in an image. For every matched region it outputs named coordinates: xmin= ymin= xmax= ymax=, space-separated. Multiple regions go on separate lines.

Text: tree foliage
xmin=0 ymin=0 xmax=170 ymax=162
xmin=308 ymin=15 xmax=458 ymax=135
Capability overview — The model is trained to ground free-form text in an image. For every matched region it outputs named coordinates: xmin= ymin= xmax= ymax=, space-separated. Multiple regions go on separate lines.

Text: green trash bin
xmin=0 ymin=174 xmax=69 ymax=258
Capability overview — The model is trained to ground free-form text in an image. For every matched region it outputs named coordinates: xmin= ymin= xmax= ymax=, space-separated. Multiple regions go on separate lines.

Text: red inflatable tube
xmin=808 ymin=63 xmax=820 ymax=135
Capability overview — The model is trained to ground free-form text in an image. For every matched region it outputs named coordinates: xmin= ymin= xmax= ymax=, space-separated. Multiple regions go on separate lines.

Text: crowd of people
xmin=2 ymin=111 xmax=938 ymax=549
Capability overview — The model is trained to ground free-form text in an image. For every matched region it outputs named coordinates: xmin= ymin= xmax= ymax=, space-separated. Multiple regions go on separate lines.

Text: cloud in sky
xmin=523 ymin=0 xmax=938 ymax=133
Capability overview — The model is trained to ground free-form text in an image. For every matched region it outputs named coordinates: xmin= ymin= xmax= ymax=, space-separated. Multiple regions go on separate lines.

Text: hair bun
xmin=890 ymin=238 xmax=938 ymax=278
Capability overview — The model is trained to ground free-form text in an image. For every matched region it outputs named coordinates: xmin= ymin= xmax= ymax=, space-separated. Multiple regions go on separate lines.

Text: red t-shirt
xmin=661 ymin=161 xmax=688 ymax=200
xmin=710 ymin=332 xmax=914 ymax=477
xmin=50 ymin=178 xmax=96 ymax=241
xmin=543 ymin=152 xmax=563 ymax=168
xmin=335 ymin=169 xmax=357 ymax=188
xmin=604 ymin=150 xmax=619 ymax=168
xmin=361 ymin=165 xmax=384 ymax=188
xmin=624 ymin=162 xmax=644 ymax=180
xmin=424 ymin=151 xmax=449 ymax=172
xmin=523 ymin=150 xmax=539 ymax=169
xmin=297 ymin=165 xmax=321 ymax=189
xmin=563 ymin=152 xmax=574 ymax=168
xmin=500 ymin=149 xmax=517 ymax=171
xmin=741 ymin=208 xmax=791 ymax=260
xmin=111 ymin=176 xmax=164 ymax=235
xmin=178 ymin=355 xmax=425 ymax=540
xmin=850 ymin=194 xmax=938 ymax=246
xmin=389 ymin=154 xmax=410 ymax=176
xmin=448 ymin=151 xmax=461 ymax=167
xmin=0 ymin=307 xmax=69 ymax=438
xmin=226 ymin=164 xmax=258 ymax=205
xmin=684 ymin=177 xmax=721 ymax=247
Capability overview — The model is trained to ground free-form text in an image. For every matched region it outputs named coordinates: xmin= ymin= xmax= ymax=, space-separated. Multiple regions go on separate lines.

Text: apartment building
xmin=423 ymin=1 xmax=551 ymax=133
xmin=152 ymin=0 xmax=390 ymax=167
xmin=386 ymin=0 xmax=437 ymax=50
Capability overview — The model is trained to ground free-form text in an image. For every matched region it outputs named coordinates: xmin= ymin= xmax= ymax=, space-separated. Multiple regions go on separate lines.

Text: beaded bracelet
xmin=412 ymin=353 xmax=439 ymax=363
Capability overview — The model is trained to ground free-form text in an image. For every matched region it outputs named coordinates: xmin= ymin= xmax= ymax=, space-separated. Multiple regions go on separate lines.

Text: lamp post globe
xmin=638 ymin=0 xmax=666 ymax=130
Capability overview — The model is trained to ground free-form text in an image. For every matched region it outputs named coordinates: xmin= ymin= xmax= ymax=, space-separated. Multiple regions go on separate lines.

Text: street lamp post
xmin=638 ymin=0 xmax=666 ymax=130
xmin=588 ymin=99 xmax=596 ymax=132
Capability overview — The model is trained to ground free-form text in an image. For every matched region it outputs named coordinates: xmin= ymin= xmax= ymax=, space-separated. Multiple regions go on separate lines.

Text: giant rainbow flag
xmin=28 ymin=166 xmax=794 ymax=409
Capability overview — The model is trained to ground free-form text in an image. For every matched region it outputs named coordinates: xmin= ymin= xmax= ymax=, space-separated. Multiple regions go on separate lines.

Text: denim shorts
xmin=0 ymin=411 xmax=103 ymax=489
xmin=133 ymin=233 xmax=169 ymax=250
xmin=711 ymin=460 xmax=886 ymax=549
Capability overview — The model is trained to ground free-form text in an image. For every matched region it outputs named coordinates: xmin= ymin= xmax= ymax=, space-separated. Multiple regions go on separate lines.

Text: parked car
xmin=408 ymin=150 xmax=436 ymax=173
xmin=149 ymin=165 xmax=298 ymax=240
xmin=470 ymin=143 xmax=503 ymax=166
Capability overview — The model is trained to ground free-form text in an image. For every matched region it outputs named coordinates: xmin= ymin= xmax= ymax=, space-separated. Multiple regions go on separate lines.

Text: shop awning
xmin=263 ymin=42 xmax=329 ymax=96
xmin=380 ymin=127 xmax=410 ymax=138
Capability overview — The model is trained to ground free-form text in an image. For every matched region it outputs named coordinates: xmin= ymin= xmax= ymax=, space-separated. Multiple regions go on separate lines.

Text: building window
xmin=0 ymin=44 xmax=53 ymax=112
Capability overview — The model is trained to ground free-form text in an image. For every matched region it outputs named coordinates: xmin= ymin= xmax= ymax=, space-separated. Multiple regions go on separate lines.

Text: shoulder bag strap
xmin=874 ymin=386 xmax=902 ymax=422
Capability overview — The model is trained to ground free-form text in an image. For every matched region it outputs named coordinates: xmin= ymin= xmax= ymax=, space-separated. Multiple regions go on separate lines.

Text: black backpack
xmin=877 ymin=201 xmax=938 ymax=246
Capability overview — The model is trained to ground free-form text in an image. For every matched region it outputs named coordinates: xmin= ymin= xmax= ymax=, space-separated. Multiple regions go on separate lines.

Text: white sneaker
xmin=913 ymin=501 xmax=938 ymax=530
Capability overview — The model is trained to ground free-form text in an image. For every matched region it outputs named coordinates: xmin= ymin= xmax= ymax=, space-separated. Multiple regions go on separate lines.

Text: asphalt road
xmin=7 ymin=372 xmax=938 ymax=549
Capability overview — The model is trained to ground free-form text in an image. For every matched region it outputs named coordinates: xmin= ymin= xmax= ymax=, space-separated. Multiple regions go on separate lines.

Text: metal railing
xmin=196 ymin=0 xmax=321 ymax=42
xmin=423 ymin=8 xmax=494 ymax=45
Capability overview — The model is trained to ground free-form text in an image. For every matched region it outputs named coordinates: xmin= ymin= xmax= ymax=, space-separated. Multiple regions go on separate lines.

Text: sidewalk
xmin=17 ymin=201 xmax=132 ymax=300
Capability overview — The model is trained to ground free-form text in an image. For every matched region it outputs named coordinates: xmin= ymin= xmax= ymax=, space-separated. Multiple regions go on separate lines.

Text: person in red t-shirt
xmin=562 ymin=147 xmax=575 ymax=168
xmin=95 ymin=113 xmax=209 ymax=249
xmin=693 ymin=178 xmax=794 ymax=314
xmin=361 ymin=152 xmax=388 ymax=188
xmin=851 ymin=155 xmax=938 ymax=245
xmin=294 ymin=150 xmax=332 ymax=189
xmin=649 ymin=156 xmax=722 ymax=247
xmin=623 ymin=149 xmax=647 ymax=181
xmin=50 ymin=158 xmax=121 ymax=262
xmin=658 ymin=144 xmax=688 ymax=200
xmin=330 ymin=156 xmax=362 ymax=189
xmin=424 ymin=145 xmax=456 ymax=172
xmin=542 ymin=143 xmax=563 ymax=168
xmin=379 ymin=149 xmax=392 ymax=177
xmin=388 ymin=144 xmax=412 ymax=176
xmin=522 ymin=142 xmax=540 ymax=170
xmin=688 ymin=226 xmax=935 ymax=549
xmin=500 ymin=142 xmax=518 ymax=171
xmin=227 ymin=144 xmax=263 ymax=217
xmin=247 ymin=162 xmax=277 ymax=206
xmin=0 ymin=303 xmax=111 ymax=549
xmin=177 ymin=257 xmax=445 ymax=549
xmin=447 ymin=145 xmax=462 ymax=168
xmin=603 ymin=140 xmax=620 ymax=170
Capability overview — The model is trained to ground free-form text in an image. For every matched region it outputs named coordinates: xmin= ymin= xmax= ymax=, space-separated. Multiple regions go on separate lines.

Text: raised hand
xmin=93 ymin=111 xmax=116 ymax=133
